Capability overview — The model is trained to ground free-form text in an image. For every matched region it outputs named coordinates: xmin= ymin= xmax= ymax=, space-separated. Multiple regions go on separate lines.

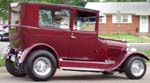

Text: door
xmin=67 ymin=10 xmax=108 ymax=61
xmin=69 ymin=31 xmax=99 ymax=61
xmin=38 ymin=7 xmax=71 ymax=58
xmin=140 ymin=16 xmax=148 ymax=32
xmin=70 ymin=32 xmax=97 ymax=60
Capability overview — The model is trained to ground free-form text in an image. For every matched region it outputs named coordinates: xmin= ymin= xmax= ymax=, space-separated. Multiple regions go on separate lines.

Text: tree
xmin=0 ymin=0 xmax=12 ymax=20
xmin=0 ymin=0 xmax=61 ymax=21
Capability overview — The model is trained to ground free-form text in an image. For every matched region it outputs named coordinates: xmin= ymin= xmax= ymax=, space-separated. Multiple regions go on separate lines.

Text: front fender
xmin=108 ymin=52 xmax=149 ymax=71
xmin=19 ymin=43 xmax=59 ymax=63
xmin=125 ymin=52 xmax=149 ymax=61
xmin=117 ymin=52 xmax=149 ymax=70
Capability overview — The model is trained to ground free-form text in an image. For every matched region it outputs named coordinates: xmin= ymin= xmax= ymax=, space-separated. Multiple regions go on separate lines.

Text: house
xmin=85 ymin=2 xmax=150 ymax=34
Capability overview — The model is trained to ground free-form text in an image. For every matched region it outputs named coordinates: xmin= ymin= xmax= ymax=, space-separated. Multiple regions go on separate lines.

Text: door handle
xmin=71 ymin=35 xmax=76 ymax=39
xmin=71 ymin=33 xmax=76 ymax=39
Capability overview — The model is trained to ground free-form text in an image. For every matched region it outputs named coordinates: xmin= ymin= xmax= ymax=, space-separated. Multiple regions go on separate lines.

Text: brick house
xmin=85 ymin=2 xmax=150 ymax=34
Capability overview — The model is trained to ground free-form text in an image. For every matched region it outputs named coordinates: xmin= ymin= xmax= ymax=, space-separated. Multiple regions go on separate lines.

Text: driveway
xmin=0 ymin=64 xmax=150 ymax=83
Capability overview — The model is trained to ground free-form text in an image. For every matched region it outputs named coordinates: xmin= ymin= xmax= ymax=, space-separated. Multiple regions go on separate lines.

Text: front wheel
xmin=123 ymin=56 xmax=146 ymax=79
xmin=5 ymin=59 xmax=26 ymax=77
xmin=25 ymin=50 xmax=57 ymax=81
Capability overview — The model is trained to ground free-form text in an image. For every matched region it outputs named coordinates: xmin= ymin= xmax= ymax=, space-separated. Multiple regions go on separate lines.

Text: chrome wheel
xmin=33 ymin=57 xmax=51 ymax=76
xmin=131 ymin=60 xmax=144 ymax=77
xmin=25 ymin=50 xmax=57 ymax=81
xmin=124 ymin=56 xmax=146 ymax=79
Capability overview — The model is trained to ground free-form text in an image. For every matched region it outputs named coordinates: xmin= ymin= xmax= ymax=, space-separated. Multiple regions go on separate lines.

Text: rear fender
xmin=19 ymin=43 xmax=59 ymax=63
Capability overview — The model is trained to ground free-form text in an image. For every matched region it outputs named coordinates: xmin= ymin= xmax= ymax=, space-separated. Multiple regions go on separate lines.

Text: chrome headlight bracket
xmin=126 ymin=43 xmax=137 ymax=53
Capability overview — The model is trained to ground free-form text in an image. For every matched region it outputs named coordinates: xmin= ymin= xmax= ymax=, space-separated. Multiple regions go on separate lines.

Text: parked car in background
xmin=0 ymin=24 xmax=9 ymax=41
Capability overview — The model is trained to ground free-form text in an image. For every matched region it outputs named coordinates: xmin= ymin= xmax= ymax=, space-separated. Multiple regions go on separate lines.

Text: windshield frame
xmin=72 ymin=9 xmax=99 ymax=33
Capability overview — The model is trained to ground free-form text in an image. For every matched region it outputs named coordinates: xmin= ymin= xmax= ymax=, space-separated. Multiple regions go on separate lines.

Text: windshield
xmin=10 ymin=3 xmax=20 ymax=25
xmin=73 ymin=10 xmax=96 ymax=32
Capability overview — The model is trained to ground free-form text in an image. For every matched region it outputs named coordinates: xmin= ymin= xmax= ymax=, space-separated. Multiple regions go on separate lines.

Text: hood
xmin=100 ymin=38 xmax=127 ymax=60
xmin=103 ymin=38 xmax=126 ymax=48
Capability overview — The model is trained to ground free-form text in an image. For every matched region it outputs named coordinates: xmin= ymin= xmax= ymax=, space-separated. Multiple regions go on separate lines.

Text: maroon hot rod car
xmin=1 ymin=2 xmax=149 ymax=81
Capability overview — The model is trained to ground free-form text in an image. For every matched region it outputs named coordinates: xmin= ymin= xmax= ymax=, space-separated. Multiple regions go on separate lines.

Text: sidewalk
xmin=0 ymin=67 xmax=6 ymax=73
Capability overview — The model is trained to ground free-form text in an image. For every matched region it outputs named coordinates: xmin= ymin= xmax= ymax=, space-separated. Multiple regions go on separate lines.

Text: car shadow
xmin=0 ymin=73 xmax=132 ymax=82
xmin=52 ymin=74 xmax=127 ymax=81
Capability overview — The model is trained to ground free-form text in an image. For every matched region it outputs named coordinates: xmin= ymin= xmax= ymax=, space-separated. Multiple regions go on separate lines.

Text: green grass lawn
xmin=0 ymin=52 xmax=5 ymax=67
xmin=141 ymin=50 xmax=150 ymax=56
xmin=100 ymin=34 xmax=150 ymax=43
xmin=0 ymin=59 xmax=5 ymax=67
xmin=141 ymin=50 xmax=150 ymax=62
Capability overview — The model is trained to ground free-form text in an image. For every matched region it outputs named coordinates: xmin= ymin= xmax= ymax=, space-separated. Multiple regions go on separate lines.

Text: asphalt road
xmin=0 ymin=64 xmax=150 ymax=83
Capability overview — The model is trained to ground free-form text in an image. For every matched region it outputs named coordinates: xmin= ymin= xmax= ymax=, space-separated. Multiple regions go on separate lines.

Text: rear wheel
xmin=123 ymin=56 xmax=146 ymax=79
xmin=5 ymin=59 xmax=26 ymax=77
xmin=25 ymin=50 xmax=57 ymax=81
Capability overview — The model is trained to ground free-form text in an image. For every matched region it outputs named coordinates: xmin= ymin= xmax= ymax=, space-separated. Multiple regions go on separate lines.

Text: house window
xmin=99 ymin=15 xmax=106 ymax=23
xmin=112 ymin=15 xmax=132 ymax=23
xmin=116 ymin=15 xmax=121 ymax=23
xmin=122 ymin=15 xmax=128 ymax=22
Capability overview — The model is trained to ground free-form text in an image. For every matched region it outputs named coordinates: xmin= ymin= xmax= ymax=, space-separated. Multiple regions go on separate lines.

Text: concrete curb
xmin=0 ymin=67 xmax=6 ymax=73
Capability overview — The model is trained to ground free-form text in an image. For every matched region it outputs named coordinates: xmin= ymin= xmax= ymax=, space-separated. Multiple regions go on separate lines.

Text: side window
xmin=39 ymin=8 xmax=70 ymax=30
xmin=39 ymin=9 xmax=52 ymax=26
xmin=73 ymin=11 xmax=96 ymax=32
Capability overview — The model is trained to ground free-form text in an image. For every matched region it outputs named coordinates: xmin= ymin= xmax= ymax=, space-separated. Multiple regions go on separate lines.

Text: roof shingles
xmin=85 ymin=2 xmax=150 ymax=15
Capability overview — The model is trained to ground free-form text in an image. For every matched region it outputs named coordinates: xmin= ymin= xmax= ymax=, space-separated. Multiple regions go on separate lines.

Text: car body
xmin=1 ymin=2 xmax=149 ymax=81
xmin=0 ymin=24 xmax=9 ymax=41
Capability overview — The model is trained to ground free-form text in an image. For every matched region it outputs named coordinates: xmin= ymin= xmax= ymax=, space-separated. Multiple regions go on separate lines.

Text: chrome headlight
xmin=126 ymin=43 xmax=137 ymax=53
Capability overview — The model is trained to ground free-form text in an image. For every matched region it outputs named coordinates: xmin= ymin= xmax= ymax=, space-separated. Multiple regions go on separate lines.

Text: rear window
xmin=10 ymin=3 xmax=20 ymax=25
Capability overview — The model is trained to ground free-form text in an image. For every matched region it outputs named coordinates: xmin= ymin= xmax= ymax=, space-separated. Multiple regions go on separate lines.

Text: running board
xmin=60 ymin=67 xmax=104 ymax=72
xmin=59 ymin=58 xmax=115 ymax=71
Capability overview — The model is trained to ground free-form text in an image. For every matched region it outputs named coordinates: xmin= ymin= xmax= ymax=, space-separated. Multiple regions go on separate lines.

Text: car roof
xmin=20 ymin=2 xmax=99 ymax=13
